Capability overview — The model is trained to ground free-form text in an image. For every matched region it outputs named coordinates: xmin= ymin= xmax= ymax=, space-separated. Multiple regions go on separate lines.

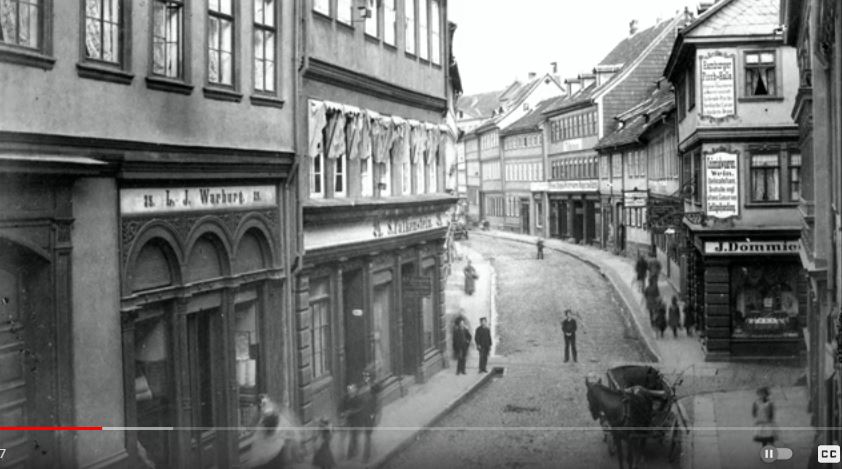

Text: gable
xmin=687 ymin=0 xmax=779 ymax=37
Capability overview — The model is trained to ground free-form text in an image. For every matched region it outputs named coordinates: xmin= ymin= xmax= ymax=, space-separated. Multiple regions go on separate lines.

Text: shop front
xmin=119 ymin=184 xmax=287 ymax=468
xmin=533 ymin=180 xmax=599 ymax=244
xmin=693 ymin=235 xmax=805 ymax=359
xmin=297 ymin=200 xmax=452 ymax=425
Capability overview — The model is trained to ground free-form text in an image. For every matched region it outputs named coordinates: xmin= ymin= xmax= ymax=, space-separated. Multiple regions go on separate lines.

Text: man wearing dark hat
xmin=561 ymin=309 xmax=578 ymax=363
xmin=474 ymin=317 xmax=492 ymax=373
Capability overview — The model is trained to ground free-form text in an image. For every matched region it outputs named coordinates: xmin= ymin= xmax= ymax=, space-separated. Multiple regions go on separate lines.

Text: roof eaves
xmin=680 ymin=0 xmax=738 ymax=36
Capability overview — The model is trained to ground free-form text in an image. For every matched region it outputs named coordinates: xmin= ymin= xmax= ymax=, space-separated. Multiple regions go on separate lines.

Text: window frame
xmin=148 ymin=0 xmax=189 ymax=90
xmin=253 ymin=0 xmax=278 ymax=96
xmin=788 ymin=153 xmax=801 ymax=203
xmin=333 ymin=152 xmax=348 ymax=198
xmin=311 ymin=153 xmax=325 ymax=199
xmin=336 ymin=0 xmax=352 ymax=25
xmin=0 ymin=0 xmax=54 ymax=69
xmin=749 ymin=152 xmax=782 ymax=203
xmin=430 ymin=0 xmax=440 ymax=65
xmin=417 ymin=0 xmax=428 ymax=60
xmin=77 ymin=0 xmax=133 ymax=83
xmin=383 ymin=0 xmax=396 ymax=46
xmin=404 ymin=0 xmax=415 ymax=55
xmin=206 ymin=0 xmax=236 ymax=89
xmin=364 ymin=0 xmax=379 ymax=38
xmin=309 ymin=279 xmax=332 ymax=381
xmin=742 ymin=49 xmax=780 ymax=99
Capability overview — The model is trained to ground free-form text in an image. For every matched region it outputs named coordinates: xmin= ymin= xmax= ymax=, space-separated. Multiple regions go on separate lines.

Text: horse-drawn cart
xmin=586 ymin=365 xmax=688 ymax=468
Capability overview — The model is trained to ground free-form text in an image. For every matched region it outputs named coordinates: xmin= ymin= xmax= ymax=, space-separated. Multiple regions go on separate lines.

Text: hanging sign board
xmin=700 ymin=52 xmax=736 ymax=121
xmin=703 ymin=240 xmax=800 ymax=255
xmin=705 ymin=151 xmax=739 ymax=219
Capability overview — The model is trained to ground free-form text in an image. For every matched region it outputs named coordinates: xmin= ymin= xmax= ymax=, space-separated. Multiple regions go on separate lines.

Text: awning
xmin=0 ymin=154 xmax=109 ymax=174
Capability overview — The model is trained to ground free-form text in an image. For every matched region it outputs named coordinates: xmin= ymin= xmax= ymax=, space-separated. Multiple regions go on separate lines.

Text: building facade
xmin=782 ymin=0 xmax=842 ymax=449
xmin=0 ymin=0 xmax=297 ymax=467
xmin=296 ymin=0 xmax=458 ymax=426
xmin=666 ymin=0 xmax=803 ymax=359
xmin=500 ymin=112 xmax=545 ymax=234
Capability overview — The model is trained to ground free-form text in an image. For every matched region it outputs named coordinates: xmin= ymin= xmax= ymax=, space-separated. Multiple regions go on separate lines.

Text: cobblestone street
xmin=385 ymin=236 xmax=677 ymax=469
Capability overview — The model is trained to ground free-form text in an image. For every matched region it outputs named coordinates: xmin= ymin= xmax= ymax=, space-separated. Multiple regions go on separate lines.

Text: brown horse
xmin=585 ymin=377 xmax=652 ymax=469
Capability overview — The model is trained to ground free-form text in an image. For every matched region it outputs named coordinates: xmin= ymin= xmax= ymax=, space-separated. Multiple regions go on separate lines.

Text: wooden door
xmin=520 ymin=201 xmax=530 ymax=233
xmin=186 ymin=309 xmax=223 ymax=469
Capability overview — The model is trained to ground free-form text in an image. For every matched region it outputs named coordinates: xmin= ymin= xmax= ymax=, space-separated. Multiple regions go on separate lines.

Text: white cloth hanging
xmin=308 ymin=100 xmax=327 ymax=158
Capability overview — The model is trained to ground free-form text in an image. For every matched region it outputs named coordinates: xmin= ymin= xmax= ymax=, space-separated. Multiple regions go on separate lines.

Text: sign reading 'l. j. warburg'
xmin=121 ymin=186 xmax=277 ymax=215
xmin=704 ymin=240 xmax=800 ymax=255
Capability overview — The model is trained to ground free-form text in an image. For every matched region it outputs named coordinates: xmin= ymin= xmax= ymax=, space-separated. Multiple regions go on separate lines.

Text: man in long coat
xmin=452 ymin=317 xmax=472 ymax=375
xmin=474 ymin=317 xmax=492 ymax=373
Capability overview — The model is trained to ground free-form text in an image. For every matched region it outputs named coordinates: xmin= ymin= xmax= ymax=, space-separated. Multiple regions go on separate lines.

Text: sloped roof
xmin=594 ymin=84 xmax=675 ymax=151
xmin=502 ymin=97 xmax=558 ymax=135
xmin=599 ymin=19 xmax=676 ymax=68
xmin=543 ymin=17 xmax=678 ymax=116
xmin=682 ymin=0 xmax=780 ymax=37
xmin=683 ymin=0 xmax=778 ymax=37
xmin=457 ymin=90 xmax=507 ymax=120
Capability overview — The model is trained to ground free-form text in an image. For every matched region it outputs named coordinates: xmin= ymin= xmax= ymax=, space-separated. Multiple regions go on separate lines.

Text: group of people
xmin=452 ymin=316 xmax=493 ymax=374
xmin=636 ymin=254 xmax=696 ymax=339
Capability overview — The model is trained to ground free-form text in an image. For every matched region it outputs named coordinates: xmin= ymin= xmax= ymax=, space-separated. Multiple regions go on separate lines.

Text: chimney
xmin=579 ymin=73 xmax=596 ymax=89
xmin=528 ymin=72 xmax=537 ymax=80
xmin=564 ymin=78 xmax=582 ymax=97
xmin=629 ymin=19 xmax=639 ymax=36
xmin=550 ymin=62 xmax=558 ymax=74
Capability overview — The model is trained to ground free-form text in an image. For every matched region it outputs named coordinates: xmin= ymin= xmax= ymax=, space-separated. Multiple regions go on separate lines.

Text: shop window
xmin=384 ymin=0 xmax=396 ymax=45
xmin=364 ymin=0 xmax=378 ymax=37
xmin=750 ymin=154 xmax=780 ymax=202
xmin=372 ymin=281 xmax=393 ymax=378
xmin=151 ymin=0 xmax=184 ymax=79
xmin=337 ymin=0 xmax=351 ymax=24
xmin=334 ymin=153 xmax=347 ymax=197
xmin=730 ymin=263 xmax=800 ymax=338
xmin=404 ymin=0 xmax=415 ymax=54
xmin=84 ymin=0 xmax=125 ymax=65
xmin=253 ymin=0 xmax=276 ymax=93
xmin=235 ymin=292 xmax=261 ymax=435
xmin=311 ymin=154 xmax=324 ymax=197
xmin=745 ymin=51 xmax=777 ymax=97
xmin=421 ymin=266 xmax=435 ymax=350
xmin=309 ymin=278 xmax=330 ymax=380
xmin=208 ymin=0 xmax=234 ymax=86
xmin=789 ymin=153 xmax=801 ymax=202
xmin=313 ymin=0 xmax=329 ymax=15
xmin=134 ymin=311 xmax=173 ymax=468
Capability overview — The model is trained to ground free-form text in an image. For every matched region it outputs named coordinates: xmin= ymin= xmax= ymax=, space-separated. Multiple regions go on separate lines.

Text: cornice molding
xmin=304 ymin=57 xmax=447 ymax=112
xmin=678 ymin=126 xmax=800 ymax=152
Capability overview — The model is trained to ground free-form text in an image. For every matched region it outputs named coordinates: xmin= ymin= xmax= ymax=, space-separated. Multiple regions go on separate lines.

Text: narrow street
xmin=385 ymin=236 xmax=676 ymax=469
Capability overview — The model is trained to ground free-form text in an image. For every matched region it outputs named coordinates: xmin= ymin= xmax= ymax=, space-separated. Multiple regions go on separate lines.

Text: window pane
xmin=103 ymin=22 xmax=119 ymax=62
xmin=264 ymin=59 xmax=275 ymax=92
xmin=384 ymin=0 xmax=395 ymax=44
xmin=373 ymin=283 xmax=392 ymax=378
xmin=365 ymin=0 xmax=377 ymax=36
xmin=85 ymin=18 xmax=102 ymax=58
xmin=313 ymin=0 xmax=329 ymax=14
xmin=431 ymin=0 xmax=440 ymax=63
xmin=134 ymin=314 xmax=172 ymax=468
xmin=760 ymin=52 xmax=775 ymax=63
xmin=752 ymin=155 xmax=778 ymax=167
xmin=254 ymin=0 xmax=264 ymax=24
xmin=235 ymin=299 xmax=260 ymax=433
xmin=220 ymin=18 xmax=232 ymax=53
xmin=337 ymin=0 xmax=351 ymax=23
xmin=418 ymin=0 xmax=428 ymax=59
xmin=405 ymin=0 xmax=415 ymax=53
xmin=746 ymin=53 xmax=759 ymax=64
xmin=218 ymin=0 xmax=232 ymax=15
xmin=254 ymin=60 xmax=264 ymax=90
xmin=265 ymin=0 xmax=275 ymax=26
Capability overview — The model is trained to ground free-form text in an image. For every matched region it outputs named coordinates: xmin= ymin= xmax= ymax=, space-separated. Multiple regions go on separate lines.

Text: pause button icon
xmin=761 ymin=446 xmax=777 ymax=463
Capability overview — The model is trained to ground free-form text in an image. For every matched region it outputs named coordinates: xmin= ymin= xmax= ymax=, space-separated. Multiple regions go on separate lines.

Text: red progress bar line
xmin=0 ymin=426 xmax=102 ymax=431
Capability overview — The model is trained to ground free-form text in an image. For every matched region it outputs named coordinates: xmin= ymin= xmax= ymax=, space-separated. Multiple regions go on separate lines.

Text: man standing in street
xmin=463 ymin=259 xmax=478 ymax=295
xmin=536 ymin=238 xmax=545 ymax=260
xmin=452 ymin=317 xmax=472 ymax=375
xmin=561 ymin=309 xmax=578 ymax=363
xmin=475 ymin=317 xmax=492 ymax=373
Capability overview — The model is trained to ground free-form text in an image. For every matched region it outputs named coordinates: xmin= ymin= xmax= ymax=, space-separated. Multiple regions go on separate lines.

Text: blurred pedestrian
xmin=312 ymin=418 xmax=335 ymax=469
xmin=635 ymin=254 xmax=648 ymax=293
xmin=243 ymin=395 xmax=305 ymax=469
xmin=684 ymin=301 xmax=695 ymax=336
xmin=654 ymin=298 xmax=667 ymax=338
xmin=452 ymin=317 xmax=472 ymax=375
xmin=463 ymin=259 xmax=478 ymax=295
xmin=475 ymin=317 xmax=492 ymax=373
xmin=752 ymin=387 xmax=778 ymax=447
xmin=668 ymin=296 xmax=681 ymax=338
xmin=536 ymin=238 xmax=545 ymax=260
xmin=561 ymin=309 xmax=578 ymax=363
xmin=340 ymin=384 xmax=364 ymax=460
xmin=359 ymin=369 xmax=381 ymax=462
xmin=644 ymin=280 xmax=660 ymax=326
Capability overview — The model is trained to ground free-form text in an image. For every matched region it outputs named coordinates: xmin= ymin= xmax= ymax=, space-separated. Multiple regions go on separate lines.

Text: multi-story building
xmin=296 ymin=0 xmax=459 ymax=426
xmin=595 ymin=82 xmax=682 ymax=288
xmin=0 ymin=0 xmax=297 ymax=467
xmin=499 ymin=101 xmax=549 ymax=233
xmin=665 ymin=0 xmax=802 ymax=359
xmin=464 ymin=133 xmax=481 ymax=223
xmin=782 ymin=0 xmax=842 ymax=448
xmin=535 ymin=15 xmax=684 ymax=246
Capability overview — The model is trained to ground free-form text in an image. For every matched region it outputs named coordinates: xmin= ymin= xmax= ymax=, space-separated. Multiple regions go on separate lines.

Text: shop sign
xmin=121 ymin=186 xmax=276 ymax=215
xmin=562 ymin=138 xmax=584 ymax=152
xmin=705 ymin=151 xmax=739 ymax=219
xmin=703 ymin=240 xmax=800 ymax=255
xmin=624 ymin=191 xmax=648 ymax=208
xmin=700 ymin=52 xmax=736 ymax=121
xmin=305 ymin=210 xmax=449 ymax=250
xmin=531 ymin=180 xmax=598 ymax=193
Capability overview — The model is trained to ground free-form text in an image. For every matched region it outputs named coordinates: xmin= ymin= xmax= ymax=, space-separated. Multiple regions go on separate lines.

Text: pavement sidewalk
xmin=472 ymin=229 xmax=813 ymax=469
xmin=292 ymin=244 xmax=499 ymax=469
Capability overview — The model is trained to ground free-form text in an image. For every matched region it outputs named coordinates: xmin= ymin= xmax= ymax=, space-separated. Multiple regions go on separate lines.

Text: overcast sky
xmin=449 ymin=0 xmax=695 ymax=94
